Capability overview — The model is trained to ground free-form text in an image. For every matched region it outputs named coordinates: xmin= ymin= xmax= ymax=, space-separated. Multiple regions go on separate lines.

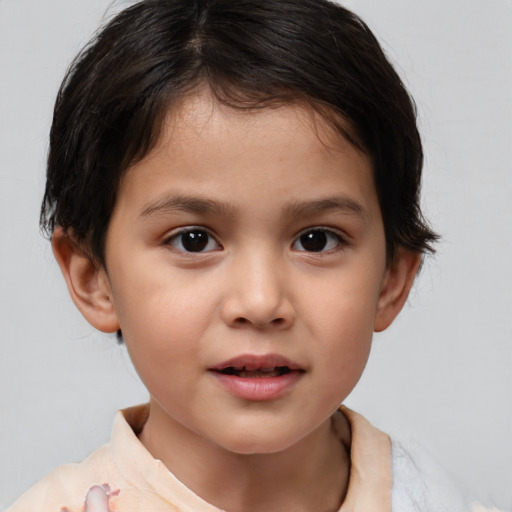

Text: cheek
xmin=302 ymin=267 xmax=382 ymax=338
xmin=113 ymin=258 xmax=214 ymax=326
xmin=301 ymin=271 xmax=381 ymax=385
xmin=110 ymin=269 xmax=219 ymax=369
xmin=310 ymin=308 xmax=373 ymax=412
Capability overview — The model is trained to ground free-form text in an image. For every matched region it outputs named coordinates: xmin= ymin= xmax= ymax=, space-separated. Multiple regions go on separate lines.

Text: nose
xmin=220 ymin=250 xmax=295 ymax=330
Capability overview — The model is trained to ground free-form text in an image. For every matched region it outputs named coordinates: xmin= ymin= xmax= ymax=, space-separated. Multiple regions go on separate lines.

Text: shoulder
xmin=391 ymin=437 xmax=469 ymax=512
xmin=6 ymin=405 xmax=163 ymax=512
xmin=5 ymin=444 xmax=118 ymax=512
xmin=4 ymin=406 xmax=148 ymax=512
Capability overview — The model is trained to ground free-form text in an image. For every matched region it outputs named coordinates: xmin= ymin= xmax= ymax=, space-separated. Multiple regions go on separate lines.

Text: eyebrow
xmin=140 ymin=195 xmax=236 ymax=219
xmin=139 ymin=194 xmax=369 ymax=222
xmin=283 ymin=196 xmax=370 ymax=222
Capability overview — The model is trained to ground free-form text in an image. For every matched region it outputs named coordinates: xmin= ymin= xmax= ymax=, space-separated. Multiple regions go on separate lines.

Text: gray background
xmin=1 ymin=0 xmax=511 ymax=509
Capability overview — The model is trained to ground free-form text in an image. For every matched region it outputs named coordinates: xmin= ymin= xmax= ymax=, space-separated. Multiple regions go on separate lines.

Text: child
xmin=6 ymin=0 xmax=472 ymax=510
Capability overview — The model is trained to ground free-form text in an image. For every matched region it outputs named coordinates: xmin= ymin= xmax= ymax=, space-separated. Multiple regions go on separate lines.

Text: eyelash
xmin=163 ymin=227 xmax=347 ymax=254
xmin=164 ymin=227 xmax=221 ymax=254
xmin=292 ymin=227 xmax=347 ymax=254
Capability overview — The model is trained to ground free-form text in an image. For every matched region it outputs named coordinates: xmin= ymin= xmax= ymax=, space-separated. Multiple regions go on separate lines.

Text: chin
xmin=214 ymin=426 xmax=304 ymax=456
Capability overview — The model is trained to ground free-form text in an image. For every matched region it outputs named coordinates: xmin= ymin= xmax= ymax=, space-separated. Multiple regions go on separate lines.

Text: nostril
xmin=233 ymin=316 xmax=286 ymax=328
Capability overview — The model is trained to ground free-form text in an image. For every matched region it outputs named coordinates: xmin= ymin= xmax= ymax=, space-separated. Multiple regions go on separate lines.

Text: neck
xmin=139 ymin=400 xmax=351 ymax=512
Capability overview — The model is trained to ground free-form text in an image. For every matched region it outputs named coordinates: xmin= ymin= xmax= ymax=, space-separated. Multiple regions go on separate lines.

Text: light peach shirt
xmin=7 ymin=405 xmax=392 ymax=512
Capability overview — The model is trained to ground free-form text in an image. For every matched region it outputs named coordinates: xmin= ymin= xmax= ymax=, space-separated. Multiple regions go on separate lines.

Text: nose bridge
xmin=222 ymin=245 xmax=294 ymax=329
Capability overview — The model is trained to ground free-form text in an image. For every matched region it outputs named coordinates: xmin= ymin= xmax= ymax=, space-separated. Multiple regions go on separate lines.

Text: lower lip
xmin=210 ymin=371 xmax=303 ymax=401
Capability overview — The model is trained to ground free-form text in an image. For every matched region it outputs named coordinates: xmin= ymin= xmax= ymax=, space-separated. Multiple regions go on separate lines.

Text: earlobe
xmin=52 ymin=227 xmax=120 ymax=333
xmin=374 ymin=249 xmax=422 ymax=333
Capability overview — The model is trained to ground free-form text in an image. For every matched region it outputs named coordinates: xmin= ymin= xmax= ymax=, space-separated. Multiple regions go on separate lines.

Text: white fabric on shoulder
xmin=391 ymin=439 xmax=469 ymax=512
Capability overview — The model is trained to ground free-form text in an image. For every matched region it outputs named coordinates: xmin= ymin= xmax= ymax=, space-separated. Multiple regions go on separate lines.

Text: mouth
xmin=215 ymin=366 xmax=294 ymax=378
xmin=209 ymin=354 xmax=305 ymax=401
xmin=210 ymin=354 xmax=304 ymax=377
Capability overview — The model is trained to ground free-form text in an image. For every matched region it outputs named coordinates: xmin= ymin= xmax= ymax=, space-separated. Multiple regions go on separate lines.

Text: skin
xmin=53 ymin=91 xmax=420 ymax=512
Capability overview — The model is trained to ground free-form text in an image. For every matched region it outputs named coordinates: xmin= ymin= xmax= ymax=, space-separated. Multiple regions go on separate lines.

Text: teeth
xmin=242 ymin=363 xmax=259 ymax=371
xmin=239 ymin=366 xmax=278 ymax=372
xmin=219 ymin=366 xmax=292 ymax=376
xmin=238 ymin=369 xmax=281 ymax=378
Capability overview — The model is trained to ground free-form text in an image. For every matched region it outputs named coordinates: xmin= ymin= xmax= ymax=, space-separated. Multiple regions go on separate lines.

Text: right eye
xmin=166 ymin=228 xmax=221 ymax=253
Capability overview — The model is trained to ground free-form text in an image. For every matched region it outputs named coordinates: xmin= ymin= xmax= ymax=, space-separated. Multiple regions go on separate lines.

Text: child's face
xmin=91 ymin=92 xmax=408 ymax=454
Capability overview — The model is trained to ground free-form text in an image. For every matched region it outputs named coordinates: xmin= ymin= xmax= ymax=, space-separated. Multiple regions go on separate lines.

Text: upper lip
xmin=210 ymin=354 xmax=303 ymax=372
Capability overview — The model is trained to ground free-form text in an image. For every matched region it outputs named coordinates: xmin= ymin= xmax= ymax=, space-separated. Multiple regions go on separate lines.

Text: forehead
xmin=115 ymin=91 xmax=380 ymax=224
xmin=165 ymin=92 xmax=358 ymax=159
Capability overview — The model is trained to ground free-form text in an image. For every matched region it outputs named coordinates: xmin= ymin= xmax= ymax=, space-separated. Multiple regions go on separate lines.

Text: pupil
xmin=300 ymin=231 xmax=327 ymax=252
xmin=182 ymin=231 xmax=208 ymax=252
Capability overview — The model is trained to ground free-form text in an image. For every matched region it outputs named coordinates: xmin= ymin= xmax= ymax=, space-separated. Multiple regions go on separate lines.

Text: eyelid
xmin=163 ymin=226 xmax=222 ymax=253
xmin=291 ymin=226 xmax=348 ymax=253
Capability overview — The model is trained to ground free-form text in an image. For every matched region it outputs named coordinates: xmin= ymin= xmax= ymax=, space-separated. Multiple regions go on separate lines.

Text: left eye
xmin=292 ymin=229 xmax=343 ymax=252
xmin=167 ymin=229 xmax=220 ymax=253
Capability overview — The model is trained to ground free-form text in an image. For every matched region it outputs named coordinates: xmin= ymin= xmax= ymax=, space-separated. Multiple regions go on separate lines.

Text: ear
xmin=52 ymin=227 xmax=120 ymax=333
xmin=374 ymin=249 xmax=422 ymax=332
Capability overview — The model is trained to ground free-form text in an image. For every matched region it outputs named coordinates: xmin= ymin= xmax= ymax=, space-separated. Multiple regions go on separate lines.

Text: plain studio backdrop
xmin=0 ymin=0 xmax=510 ymax=509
